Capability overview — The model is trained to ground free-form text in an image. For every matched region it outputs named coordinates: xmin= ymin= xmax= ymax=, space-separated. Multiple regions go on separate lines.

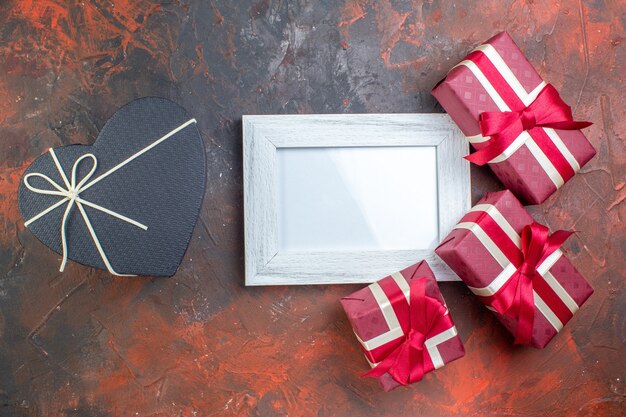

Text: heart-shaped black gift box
xmin=18 ymin=97 xmax=206 ymax=276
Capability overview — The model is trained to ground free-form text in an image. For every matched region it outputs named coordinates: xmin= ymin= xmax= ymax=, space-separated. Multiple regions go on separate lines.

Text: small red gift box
xmin=340 ymin=261 xmax=465 ymax=391
xmin=435 ymin=190 xmax=593 ymax=348
xmin=432 ymin=32 xmax=596 ymax=205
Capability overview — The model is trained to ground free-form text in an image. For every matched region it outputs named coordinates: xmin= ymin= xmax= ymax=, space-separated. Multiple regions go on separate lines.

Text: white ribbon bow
xmin=23 ymin=118 xmax=197 ymax=275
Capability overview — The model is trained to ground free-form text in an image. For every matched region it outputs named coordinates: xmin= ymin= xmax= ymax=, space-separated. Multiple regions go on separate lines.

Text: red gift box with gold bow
xmin=436 ymin=190 xmax=593 ymax=348
xmin=340 ymin=261 xmax=465 ymax=391
xmin=432 ymin=32 xmax=596 ymax=205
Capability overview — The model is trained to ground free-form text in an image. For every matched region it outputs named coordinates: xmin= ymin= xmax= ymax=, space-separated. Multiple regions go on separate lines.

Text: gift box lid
xmin=17 ymin=98 xmax=206 ymax=277
xmin=340 ymin=260 xmax=444 ymax=344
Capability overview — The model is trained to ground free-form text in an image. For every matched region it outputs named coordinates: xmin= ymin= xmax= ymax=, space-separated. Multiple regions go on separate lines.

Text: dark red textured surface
xmin=0 ymin=1 xmax=624 ymax=416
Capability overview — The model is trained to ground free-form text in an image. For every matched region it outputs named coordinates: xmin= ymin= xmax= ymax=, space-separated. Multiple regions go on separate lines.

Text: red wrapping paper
xmin=340 ymin=261 xmax=465 ymax=391
xmin=435 ymin=190 xmax=593 ymax=348
xmin=432 ymin=32 xmax=596 ymax=205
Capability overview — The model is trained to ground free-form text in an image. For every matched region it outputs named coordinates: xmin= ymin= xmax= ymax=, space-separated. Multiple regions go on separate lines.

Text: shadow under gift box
xmin=340 ymin=261 xmax=465 ymax=391
xmin=432 ymin=32 xmax=596 ymax=205
xmin=435 ymin=190 xmax=593 ymax=348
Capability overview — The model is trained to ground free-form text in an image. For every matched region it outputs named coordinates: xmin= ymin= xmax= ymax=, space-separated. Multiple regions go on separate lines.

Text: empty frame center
xmin=277 ymin=146 xmax=438 ymax=252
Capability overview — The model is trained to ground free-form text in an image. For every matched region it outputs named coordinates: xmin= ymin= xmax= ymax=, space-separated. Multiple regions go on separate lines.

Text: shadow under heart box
xmin=18 ymin=97 xmax=206 ymax=277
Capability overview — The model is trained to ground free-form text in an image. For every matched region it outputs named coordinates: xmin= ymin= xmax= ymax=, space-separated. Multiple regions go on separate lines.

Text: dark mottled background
xmin=0 ymin=1 xmax=624 ymax=416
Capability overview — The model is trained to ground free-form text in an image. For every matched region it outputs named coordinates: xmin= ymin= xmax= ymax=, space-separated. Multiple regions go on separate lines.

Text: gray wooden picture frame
xmin=243 ymin=114 xmax=470 ymax=286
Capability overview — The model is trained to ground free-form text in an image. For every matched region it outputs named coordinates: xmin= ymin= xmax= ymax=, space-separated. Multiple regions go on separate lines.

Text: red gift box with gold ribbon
xmin=340 ymin=261 xmax=465 ymax=391
xmin=436 ymin=190 xmax=593 ymax=348
xmin=432 ymin=32 xmax=596 ymax=205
